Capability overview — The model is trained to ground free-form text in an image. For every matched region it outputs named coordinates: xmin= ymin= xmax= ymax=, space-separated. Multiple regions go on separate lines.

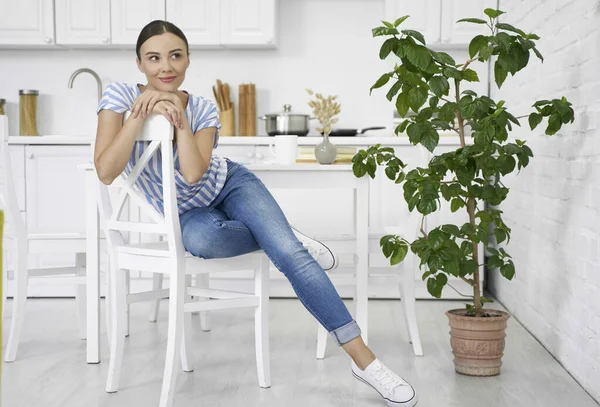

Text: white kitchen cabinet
xmin=111 ymin=0 xmax=166 ymax=45
xmin=441 ymin=0 xmax=497 ymax=45
xmin=24 ymin=145 xmax=90 ymax=234
xmin=0 ymin=0 xmax=55 ymax=47
xmin=220 ymin=0 xmax=277 ymax=47
xmin=385 ymin=0 xmax=494 ymax=46
xmin=385 ymin=0 xmax=442 ymax=45
xmin=167 ymin=0 xmax=221 ymax=47
xmin=55 ymin=0 xmax=111 ymax=46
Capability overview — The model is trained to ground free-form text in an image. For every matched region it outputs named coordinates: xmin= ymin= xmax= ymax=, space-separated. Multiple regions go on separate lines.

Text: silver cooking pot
xmin=259 ymin=104 xmax=313 ymax=136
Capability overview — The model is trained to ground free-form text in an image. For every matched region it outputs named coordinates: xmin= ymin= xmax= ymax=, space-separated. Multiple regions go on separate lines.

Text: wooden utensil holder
xmin=219 ymin=103 xmax=235 ymax=137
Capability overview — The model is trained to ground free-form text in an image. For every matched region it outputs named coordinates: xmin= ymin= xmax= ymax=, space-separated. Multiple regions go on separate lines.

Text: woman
xmin=94 ymin=20 xmax=418 ymax=407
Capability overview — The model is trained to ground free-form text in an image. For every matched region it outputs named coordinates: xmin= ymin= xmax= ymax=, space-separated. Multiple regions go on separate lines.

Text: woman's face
xmin=137 ymin=32 xmax=189 ymax=92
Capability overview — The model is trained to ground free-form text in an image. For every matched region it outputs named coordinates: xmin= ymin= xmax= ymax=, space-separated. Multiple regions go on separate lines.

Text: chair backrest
xmin=96 ymin=114 xmax=186 ymax=262
xmin=0 ymin=116 xmax=26 ymax=242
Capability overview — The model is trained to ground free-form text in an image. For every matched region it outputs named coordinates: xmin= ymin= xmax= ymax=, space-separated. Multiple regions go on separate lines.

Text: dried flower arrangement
xmin=306 ymin=89 xmax=342 ymax=135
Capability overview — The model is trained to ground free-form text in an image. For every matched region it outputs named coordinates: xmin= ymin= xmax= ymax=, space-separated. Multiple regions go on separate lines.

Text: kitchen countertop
xmin=9 ymin=131 xmax=463 ymax=146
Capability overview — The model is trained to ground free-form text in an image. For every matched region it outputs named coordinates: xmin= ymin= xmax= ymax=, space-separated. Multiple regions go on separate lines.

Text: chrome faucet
xmin=68 ymin=68 xmax=103 ymax=103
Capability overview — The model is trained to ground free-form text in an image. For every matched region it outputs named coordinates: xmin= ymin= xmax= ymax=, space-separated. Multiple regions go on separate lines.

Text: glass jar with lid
xmin=19 ymin=89 xmax=39 ymax=136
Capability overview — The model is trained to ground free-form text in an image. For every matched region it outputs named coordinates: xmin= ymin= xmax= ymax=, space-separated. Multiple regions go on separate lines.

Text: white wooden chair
xmin=0 ymin=115 xmax=88 ymax=362
xmin=98 ymin=114 xmax=270 ymax=407
xmin=314 ymin=227 xmax=424 ymax=359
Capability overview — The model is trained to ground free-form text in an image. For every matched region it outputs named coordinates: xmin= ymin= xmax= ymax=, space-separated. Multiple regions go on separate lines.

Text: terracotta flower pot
xmin=446 ymin=309 xmax=510 ymax=376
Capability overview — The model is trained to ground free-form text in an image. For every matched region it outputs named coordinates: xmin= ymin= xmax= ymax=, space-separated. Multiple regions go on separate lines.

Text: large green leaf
xmin=428 ymin=76 xmax=450 ymax=97
xmin=484 ymin=8 xmax=505 ymax=19
xmin=494 ymin=61 xmax=508 ymax=88
xmin=379 ymin=38 xmax=396 ymax=59
xmin=396 ymin=91 xmax=410 ymax=117
xmin=405 ymin=43 xmax=433 ymax=70
xmin=431 ymin=51 xmax=456 ymax=66
xmin=469 ymin=35 xmax=488 ymax=58
xmin=370 ymin=73 xmax=390 ymax=94
xmin=528 ymin=112 xmax=543 ymax=130
xmin=463 ymin=69 xmax=480 ymax=82
xmin=457 ymin=18 xmax=487 ymax=24
xmin=408 ymin=86 xmax=428 ymax=111
xmin=394 ymin=16 xmax=410 ymax=27
xmin=402 ymin=29 xmax=426 ymax=45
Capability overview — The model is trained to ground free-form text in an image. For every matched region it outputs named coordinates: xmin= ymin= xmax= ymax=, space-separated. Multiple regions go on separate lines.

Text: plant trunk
xmin=455 ymin=79 xmax=482 ymax=316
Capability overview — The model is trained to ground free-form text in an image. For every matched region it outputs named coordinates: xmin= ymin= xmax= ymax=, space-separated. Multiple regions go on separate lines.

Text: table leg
xmin=355 ymin=176 xmax=369 ymax=344
xmin=85 ymin=171 xmax=100 ymax=363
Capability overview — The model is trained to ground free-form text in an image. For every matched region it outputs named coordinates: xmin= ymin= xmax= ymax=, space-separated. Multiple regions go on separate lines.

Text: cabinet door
xmin=0 ymin=0 xmax=54 ymax=46
xmin=111 ymin=0 xmax=166 ymax=46
xmin=385 ymin=0 xmax=441 ymax=44
xmin=220 ymin=0 xmax=277 ymax=47
xmin=166 ymin=0 xmax=220 ymax=47
xmin=441 ymin=0 xmax=496 ymax=45
xmin=25 ymin=145 xmax=91 ymax=234
xmin=55 ymin=0 xmax=111 ymax=45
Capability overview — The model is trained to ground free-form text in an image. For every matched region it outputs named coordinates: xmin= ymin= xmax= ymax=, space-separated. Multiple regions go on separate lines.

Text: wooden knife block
xmin=238 ymin=84 xmax=256 ymax=136
xmin=219 ymin=103 xmax=235 ymax=137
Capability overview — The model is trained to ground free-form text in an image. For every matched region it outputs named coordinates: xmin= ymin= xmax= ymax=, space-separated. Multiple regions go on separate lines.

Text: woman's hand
xmin=132 ymin=89 xmax=180 ymax=119
xmin=152 ymin=100 xmax=185 ymax=129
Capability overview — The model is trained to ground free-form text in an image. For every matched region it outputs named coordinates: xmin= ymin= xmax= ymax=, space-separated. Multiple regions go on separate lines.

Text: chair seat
xmin=115 ymin=241 xmax=266 ymax=275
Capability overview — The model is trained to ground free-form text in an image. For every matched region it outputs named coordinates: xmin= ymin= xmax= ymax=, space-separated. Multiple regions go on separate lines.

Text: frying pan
xmin=328 ymin=126 xmax=386 ymax=137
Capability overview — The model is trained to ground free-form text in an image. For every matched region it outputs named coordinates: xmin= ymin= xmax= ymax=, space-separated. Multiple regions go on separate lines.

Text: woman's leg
xmin=213 ymin=164 xmax=365 ymax=347
xmin=180 ymin=206 xmax=260 ymax=259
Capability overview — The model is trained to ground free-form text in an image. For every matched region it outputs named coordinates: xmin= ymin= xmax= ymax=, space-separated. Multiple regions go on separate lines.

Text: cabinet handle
xmin=442 ymin=36 xmax=450 ymax=43
xmin=246 ymin=152 xmax=255 ymax=158
xmin=27 ymin=153 xmax=34 ymax=159
xmin=44 ymin=37 xmax=52 ymax=44
xmin=256 ymin=152 xmax=264 ymax=160
xmin=101 ymin=37 xmax=109 ymax=43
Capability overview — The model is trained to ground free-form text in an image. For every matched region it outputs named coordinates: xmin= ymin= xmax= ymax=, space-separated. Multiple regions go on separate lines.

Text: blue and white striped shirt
xmin=97 ymin=82 xmax=228 ymax=214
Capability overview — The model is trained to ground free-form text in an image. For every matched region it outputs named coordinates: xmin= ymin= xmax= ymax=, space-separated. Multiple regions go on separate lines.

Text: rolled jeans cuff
xmin=329 ymin=319 xmax=362 ymax=346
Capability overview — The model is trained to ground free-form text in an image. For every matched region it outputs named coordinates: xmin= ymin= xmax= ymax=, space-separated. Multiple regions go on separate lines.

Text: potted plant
xmin=352 ymin=9 xmax=574 ymax=376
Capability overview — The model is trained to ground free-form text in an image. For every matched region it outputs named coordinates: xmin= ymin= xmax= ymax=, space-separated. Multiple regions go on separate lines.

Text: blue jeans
xmin=179 ymin=159 xmax=361 ymax=345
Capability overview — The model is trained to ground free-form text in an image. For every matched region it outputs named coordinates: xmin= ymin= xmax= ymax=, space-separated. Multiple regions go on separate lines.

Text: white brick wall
xmin=489 ymin=0 xmax=600 ymax=402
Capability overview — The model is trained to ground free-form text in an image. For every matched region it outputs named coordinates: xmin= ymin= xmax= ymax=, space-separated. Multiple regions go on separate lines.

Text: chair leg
xmin=159 ymin=267 xmax=185 ymax=407
xmin=104 ymin=254 xmax=112 ymax=348
xmin=401 ymin=256 xmax=423 ymax=356
xmin=180 ymin=275 xmax=194 ymax=373
xmin=4 ymin=237 xmax=28 ymax=362
xmin=254 ymin=256 xmax=271 ymax=388
xmin=75 ymin=252 xmax=87 ymax=340
xmin=316 ymin=325 xmax=328 ymax=359
xmin=125 ymin=270 xmax=131 ymax=337
xmin=195 ymin=274 xmax=210 ymax=331
xmin=2 ymin=246 xmax=8 ymax=320
xmin=105 ymin=267 xmax=128 ymax=393
xmin=149 ymin=273 xmax=163 ymax=322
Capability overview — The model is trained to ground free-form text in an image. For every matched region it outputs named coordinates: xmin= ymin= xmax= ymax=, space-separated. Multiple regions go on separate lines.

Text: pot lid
xmin=263 ymin=104 xmax=310 ymax=118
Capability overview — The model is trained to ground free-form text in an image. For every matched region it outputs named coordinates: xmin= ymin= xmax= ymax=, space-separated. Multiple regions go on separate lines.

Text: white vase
xmin=314 ymin=132 xmax=337 ymax=165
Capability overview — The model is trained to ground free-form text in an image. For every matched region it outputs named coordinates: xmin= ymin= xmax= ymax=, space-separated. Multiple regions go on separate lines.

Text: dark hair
xmin=136 ymin=20 xmax=189 ymax=60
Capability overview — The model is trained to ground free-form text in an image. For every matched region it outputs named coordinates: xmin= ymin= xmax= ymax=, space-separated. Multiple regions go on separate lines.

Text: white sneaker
xmin=352 ymin=359 xmax=418 ymax=407
xmin=291 ymin=226 xmax=339 ymax=271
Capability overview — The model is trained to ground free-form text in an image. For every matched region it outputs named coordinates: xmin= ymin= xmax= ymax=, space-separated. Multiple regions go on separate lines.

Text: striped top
xmin=97 ymin=82 xmax=227 ymax=215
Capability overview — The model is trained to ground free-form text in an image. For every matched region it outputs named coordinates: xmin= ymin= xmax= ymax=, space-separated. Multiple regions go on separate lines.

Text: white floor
xmin=2 ymin=298 xmax=598 ymax=407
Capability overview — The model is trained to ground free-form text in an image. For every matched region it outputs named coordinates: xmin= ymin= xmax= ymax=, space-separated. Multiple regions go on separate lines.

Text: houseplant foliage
xmin=352 ymin=9 xmax=574 ymax=317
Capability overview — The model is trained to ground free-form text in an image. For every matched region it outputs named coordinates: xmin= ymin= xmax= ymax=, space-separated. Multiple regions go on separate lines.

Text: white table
xmin=80 ymin=162 xmax=370 ymax=362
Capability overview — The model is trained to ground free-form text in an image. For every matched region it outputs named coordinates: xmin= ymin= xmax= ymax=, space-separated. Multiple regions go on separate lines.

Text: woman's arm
xmin=176 ymin=122 xmax=216 ymax=184
xmin=94 ymin=110 xmax=145 ymax=185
